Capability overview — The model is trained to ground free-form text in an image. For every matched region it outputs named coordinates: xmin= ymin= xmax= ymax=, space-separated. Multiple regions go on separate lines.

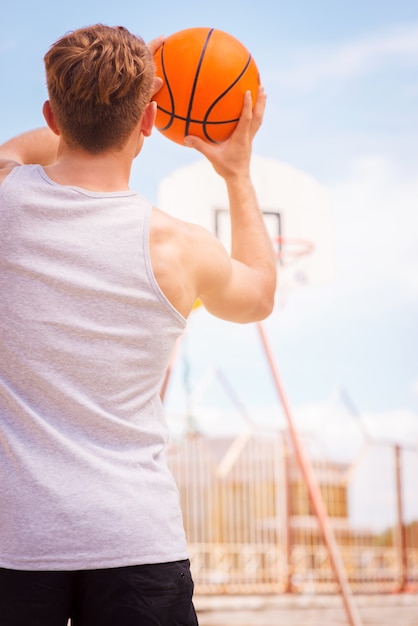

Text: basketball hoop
xmin=274 ymin=236 xmax=314 ymax=267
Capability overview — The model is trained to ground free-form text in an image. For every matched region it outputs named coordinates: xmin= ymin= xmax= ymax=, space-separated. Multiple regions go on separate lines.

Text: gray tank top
xmin=0 ymin=165 xmax=188 ymax=570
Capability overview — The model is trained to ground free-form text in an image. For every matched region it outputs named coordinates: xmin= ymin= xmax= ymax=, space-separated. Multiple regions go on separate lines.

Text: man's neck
xmin=43 ymin=149 xmax=133 ymax=192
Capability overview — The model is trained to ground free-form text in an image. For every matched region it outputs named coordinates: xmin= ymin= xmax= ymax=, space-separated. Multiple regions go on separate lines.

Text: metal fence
xmin=166 ymin=431 xmax=418 ymax=595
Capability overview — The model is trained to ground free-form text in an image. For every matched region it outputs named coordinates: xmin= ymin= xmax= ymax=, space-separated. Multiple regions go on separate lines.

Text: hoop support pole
xmin=257 ymin=321 xmax=363 ymax=626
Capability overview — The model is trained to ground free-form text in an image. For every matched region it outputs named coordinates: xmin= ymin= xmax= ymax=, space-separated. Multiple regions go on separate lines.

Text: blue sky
xmin=1 ymin=0 xmax=418 ymax=449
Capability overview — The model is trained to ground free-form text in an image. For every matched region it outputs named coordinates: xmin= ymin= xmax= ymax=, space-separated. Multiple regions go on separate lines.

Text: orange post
xmin=257 ymin=321 xmax=363 ymax=626
xmin=395 ymin=445 xmax=407 ymax=591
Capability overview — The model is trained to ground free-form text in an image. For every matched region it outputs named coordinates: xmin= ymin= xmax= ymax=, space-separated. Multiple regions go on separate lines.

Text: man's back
xmin=0 ymin=164 xmax=188 ymax=570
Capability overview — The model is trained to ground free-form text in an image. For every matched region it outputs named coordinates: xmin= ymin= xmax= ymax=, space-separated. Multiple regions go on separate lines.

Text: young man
xmin=0 ymin=24 xmax=276 ymax=626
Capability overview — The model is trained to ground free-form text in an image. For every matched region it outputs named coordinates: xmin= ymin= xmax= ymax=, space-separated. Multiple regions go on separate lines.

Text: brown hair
xmin=44 ymin=24 xmax=155 ymax=153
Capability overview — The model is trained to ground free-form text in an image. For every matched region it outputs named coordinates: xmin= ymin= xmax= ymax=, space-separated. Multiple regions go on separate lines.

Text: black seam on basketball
xmin=203 ymin=54 xmax=253 ymax=141
xmin=185 ymin=28 xmax=214 ymax=137
xmin=158 ymin=42 xmax=176 ymax=131
xmin=156 ymin=105 xmax=240 ymax=126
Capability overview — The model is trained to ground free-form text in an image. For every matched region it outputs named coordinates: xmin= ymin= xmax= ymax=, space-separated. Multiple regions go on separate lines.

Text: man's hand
xmin=148 ymin=36 xmax=164 ymax=97
xmin=0 ymin=127 xmax=59 ymax=183
xmin=183 ymin=86 xmax=266 ymax=180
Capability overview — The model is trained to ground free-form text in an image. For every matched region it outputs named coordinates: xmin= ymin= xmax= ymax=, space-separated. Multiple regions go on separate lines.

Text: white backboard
xmin=158 ymin=155 xmax=334 ymax=295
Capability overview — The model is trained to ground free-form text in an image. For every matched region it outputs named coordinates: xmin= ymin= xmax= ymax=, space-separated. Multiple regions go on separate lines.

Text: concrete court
xmin=194 ymin=593 xmax=418 ymax=626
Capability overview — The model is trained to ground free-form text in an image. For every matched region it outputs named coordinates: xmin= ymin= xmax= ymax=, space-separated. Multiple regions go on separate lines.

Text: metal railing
xmin=167 ymin=432 xmax=418 ymax=595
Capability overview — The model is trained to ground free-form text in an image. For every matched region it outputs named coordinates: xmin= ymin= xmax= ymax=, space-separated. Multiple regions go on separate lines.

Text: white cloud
xmin=330 ymin=156 xmax=418 ymax=299
xmin=262 ymin=154 xmax=418 ymax=333
xmin=271 ymin=22 xmax=418 ymax=93
xmin=282 ymin=398 xmax=418 ymax=457
xmin=362 ymin=408 xmax=418 ymax=446
xmin=168 ymin=382 xmax=418 ymax=452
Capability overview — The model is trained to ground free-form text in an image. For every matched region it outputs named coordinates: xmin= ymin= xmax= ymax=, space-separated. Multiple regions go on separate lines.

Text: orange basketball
xmin=153 ymin=28 xmax=260 ymax=145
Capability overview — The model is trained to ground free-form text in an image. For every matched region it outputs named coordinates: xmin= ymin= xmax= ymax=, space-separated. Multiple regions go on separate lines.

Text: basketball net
xmin=273 ymin=236 xmax=314 ymax=306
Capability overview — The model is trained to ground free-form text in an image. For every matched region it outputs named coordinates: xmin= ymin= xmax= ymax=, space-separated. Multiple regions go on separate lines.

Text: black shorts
xmin=0 ymin=559 xmax=199 ymax=626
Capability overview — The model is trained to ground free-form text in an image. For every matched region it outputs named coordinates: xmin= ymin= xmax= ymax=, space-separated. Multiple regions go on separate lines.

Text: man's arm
xmin=183 ymin=88 xmax=277 ymax=323
xmin=0 ymin=127 xmax=59 ymax=183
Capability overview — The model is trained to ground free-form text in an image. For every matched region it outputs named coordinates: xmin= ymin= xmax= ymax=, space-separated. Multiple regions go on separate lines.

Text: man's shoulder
xmin=150 ymin=206 xmax=213 ymax=239
xmin=0 ymin=159 xmax=21 ymax=185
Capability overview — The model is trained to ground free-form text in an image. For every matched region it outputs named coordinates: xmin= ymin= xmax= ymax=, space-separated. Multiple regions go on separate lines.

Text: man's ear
xmin=141 ymin=101 xmax=157 ymax=138
xmin=42 ymin=101 xmax=60 ymax=136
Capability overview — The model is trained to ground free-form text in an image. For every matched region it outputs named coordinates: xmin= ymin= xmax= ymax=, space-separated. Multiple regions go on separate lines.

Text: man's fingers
xmin=251 ymin=86 xmax=267 ymax=134
xmin=148 ymin=37 xmax=164 ymax=97
xmin=184 ymin=135 xmax=211 ymax=154
xmin=152 ymin=77 xmax=164 ymax=97
xmin=147 ymin=35 xmax=164 ymax=56
xmin=235 ymin=90 xmax=253 ymax=131
xmin=233 ymin=87 xmax=265 ymax=139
